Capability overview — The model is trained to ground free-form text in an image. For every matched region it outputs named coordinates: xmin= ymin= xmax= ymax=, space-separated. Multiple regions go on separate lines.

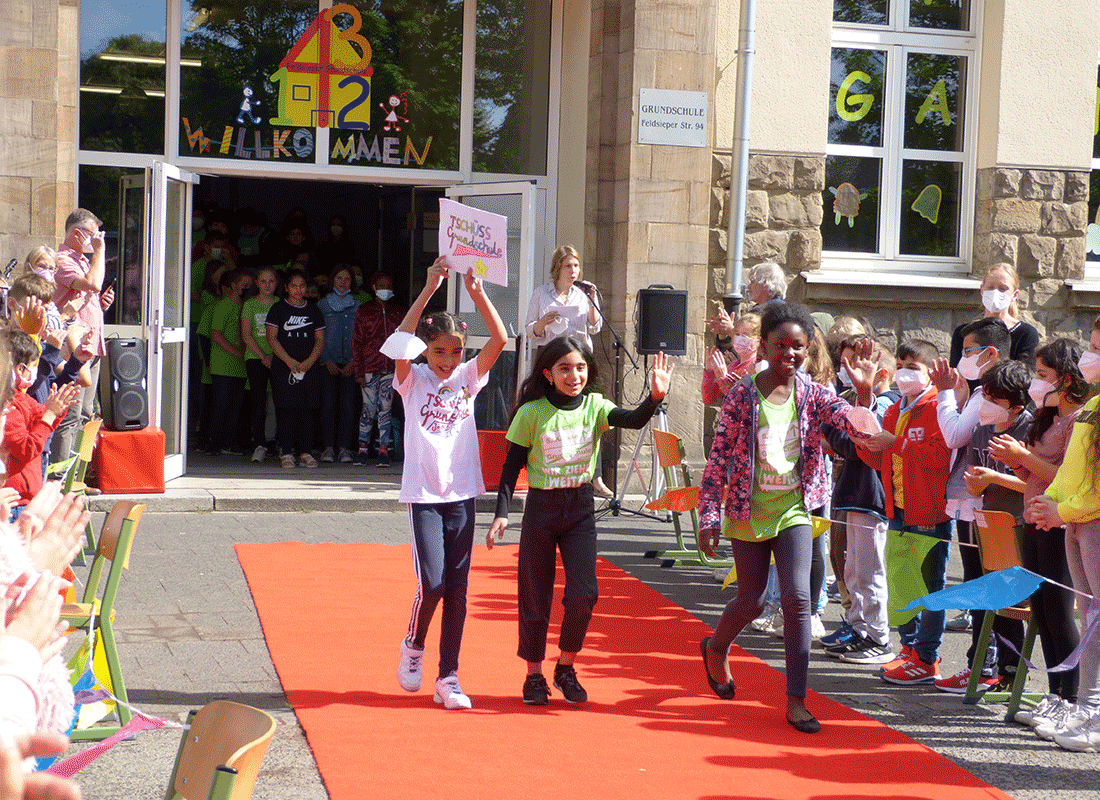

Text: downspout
xmin=723 ymin=0 xmax=757 ymax=316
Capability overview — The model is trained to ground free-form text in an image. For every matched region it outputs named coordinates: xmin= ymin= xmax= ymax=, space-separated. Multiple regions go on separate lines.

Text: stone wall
xmin=0 ymin=0 xmax=77 ymax=265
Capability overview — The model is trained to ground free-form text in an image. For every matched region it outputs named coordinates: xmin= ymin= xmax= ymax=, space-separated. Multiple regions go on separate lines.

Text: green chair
xmin=643 ymin=430 xmax=735 ymax=569
xmin=48 ymin=418 xmax=102 ymax=564
xmin=963 ymin=509 xmax=1041 ymax=721
xmin=61 ymin=500 xmax=145 ymax=741
xmin=164 ymin=700 xmax=276 ymax=800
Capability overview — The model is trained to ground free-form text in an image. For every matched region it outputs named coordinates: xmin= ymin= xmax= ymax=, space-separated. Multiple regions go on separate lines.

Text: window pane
xmin=77 ymin=165 xmax=144 ymax=325
xmin=823 ymin=155 xmax=881 ymax=253
xmin=829 ymin=48 xmax=886 ymax=146
xmin=904 ymin=53 xmax=965 ymax=151
xmin=1093 ymin=66 xmax=1100 ymax=159
xmin=833 ymin=0 xmax=889 ymax=26
xmin=899 ymin=159 xmax=961 ymax=257
xmin=79 ymin=1 xmax=165 ymax=154
xmin=1087 ymin=170 xmax=1100 ymax=262
xmin=474 ymin=0 xmax=552 ymax=175
xmin=908 ymin=0 xmax=969 ymax=31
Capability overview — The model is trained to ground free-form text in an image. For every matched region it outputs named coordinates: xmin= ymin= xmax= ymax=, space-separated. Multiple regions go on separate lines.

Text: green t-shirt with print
xmin=726 ymin=378 xmax=809 ymax=542
xmin=506 ymin=393 xmax=617 ymax=490
xmin=209 ymin=296 xmax=246 ymax=379
xmin=241 ymin=296 xmax=276 ymax=359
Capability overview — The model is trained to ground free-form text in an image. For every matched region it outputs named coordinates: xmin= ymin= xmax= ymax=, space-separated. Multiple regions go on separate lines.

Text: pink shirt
xmin=54 ymin=244 xmax=105 ymax=357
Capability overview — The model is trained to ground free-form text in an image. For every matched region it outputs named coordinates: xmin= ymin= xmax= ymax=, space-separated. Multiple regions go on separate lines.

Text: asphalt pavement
xmin=66 ymin=455 xmax=1099 ymax=799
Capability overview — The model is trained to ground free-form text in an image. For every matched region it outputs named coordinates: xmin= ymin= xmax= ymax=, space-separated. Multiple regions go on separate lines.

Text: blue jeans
xmin=359 ymin=371 xmax=394 ymax=450
xmin=891 ymin=507 xmax=951 ymax=665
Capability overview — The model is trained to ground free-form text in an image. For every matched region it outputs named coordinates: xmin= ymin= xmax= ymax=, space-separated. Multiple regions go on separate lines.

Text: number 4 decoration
xmin=269 ymin=3 xmax=374 ymax=130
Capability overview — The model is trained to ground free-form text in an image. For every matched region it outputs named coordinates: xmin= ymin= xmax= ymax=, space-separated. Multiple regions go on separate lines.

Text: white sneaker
xmin=1035 ymin=701 xmax=1089 ymax=740
xmin=766 ymin=607 xmax=785 ymax=637
xmin=751 ymin=604 xmax=779 ymax=632
xmin=251 ymin=445 xmax=267 ymax=462
xmin=1054 ymin=707 xmax=1100 ymax=752
xmin=810 ymin=614 xmax=826 ymax=640
xmin=398 ymin=640 xmax=424 ymax=692
xmin=338 ymin=448 xmax=354 ymax=463
xmin=1014 ymin=693 xmax=1061 ymax=726
xmin=434 ymin=674 xmax=472 ymax=709
xmin=320 ymin=447 xmax=335 ymax=463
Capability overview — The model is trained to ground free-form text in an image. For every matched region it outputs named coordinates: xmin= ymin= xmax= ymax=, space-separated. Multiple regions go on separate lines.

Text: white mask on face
xmin=80 ymin=231 xmax=94 ymax=254
xmin=375 ymin=289 xmax=394 ymax=301
xmin=732 ymin=335 xmax=756 ymax=361
xmin=1079 ymin=351 xmax=1100 ymax=384
xmin=982 ymin=289 xmax=1013 ymax=314
xmin=957 ymin=351 xmax=986 ymax=381
xmin=32 ymin=266 xmax=54 ymax=282
xmin=837 ymin=366 xmax=854 ymax=388
xmin=978 ymin=398 xmax=1011 ymax=426
xmin=1028 ymin=378 xmax=1059 ymax=408
xmin=895 ymin=368 xmax=928 ymax=397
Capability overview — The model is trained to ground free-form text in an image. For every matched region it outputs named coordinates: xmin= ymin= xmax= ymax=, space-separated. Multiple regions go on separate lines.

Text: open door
xmin=444 ymin=181 xmax=540 ymax=428
xmin=145 ymin=161 xmax=195 ymax=480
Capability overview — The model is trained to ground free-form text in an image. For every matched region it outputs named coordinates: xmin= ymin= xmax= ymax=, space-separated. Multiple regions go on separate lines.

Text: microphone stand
xmin=580 ymin=284 xmax=664 ymax=522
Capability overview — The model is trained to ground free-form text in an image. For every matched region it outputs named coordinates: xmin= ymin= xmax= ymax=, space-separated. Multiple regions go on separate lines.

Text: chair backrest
xmin=82 ymin=501 xmax=145 ymax=606
xmin=62 ymin=418 xmax=103 ymax=493
xmin=171 ymin=701 xmax=277 ymax=800
xmin=652 ymin=429 xmax=683 ymax=470
xmin=973 ymin=510 xmax=1022 ymax=573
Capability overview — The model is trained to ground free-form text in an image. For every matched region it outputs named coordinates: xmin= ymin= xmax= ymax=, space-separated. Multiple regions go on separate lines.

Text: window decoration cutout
xmin=911 ymin=184 xmax=943 ymax=224
xmin=1087 ymin=207 xmax=1100 ymax=256
xmin=236 ymin=86 xmax=262 ymax=126
xmin=829 ymin=183 xmax=868 ymax=227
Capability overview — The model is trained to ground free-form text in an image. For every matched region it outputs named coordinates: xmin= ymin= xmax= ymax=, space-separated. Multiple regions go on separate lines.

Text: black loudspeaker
xmin=105 ymin=338 xmax=149 ymax=431
xmin=637 ymin=285 xmax=687 ymax=355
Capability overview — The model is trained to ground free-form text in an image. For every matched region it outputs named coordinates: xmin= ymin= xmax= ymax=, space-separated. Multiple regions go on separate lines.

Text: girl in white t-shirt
xmin=393 ymin=257 xmax=506 ymax=710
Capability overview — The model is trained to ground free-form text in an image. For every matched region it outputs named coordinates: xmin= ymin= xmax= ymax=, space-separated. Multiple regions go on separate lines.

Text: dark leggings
xmin=276 ymin=407 xmax=314 ymax=456
xmin=810 ymin=528 xmax=826 ymax=615
xmin=712 ymin=524 xmax=813 ymax=698
xmin=245 ymin=358 xmax=271 ymax=448
xmin=959 ymin=521 xmax=1024 ymax=676
xmin=1020 ymin=523 xmax=1080 ymax=699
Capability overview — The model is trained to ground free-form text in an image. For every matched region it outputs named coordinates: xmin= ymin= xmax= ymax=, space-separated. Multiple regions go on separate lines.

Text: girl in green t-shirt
xmin=487 ymin=337 xmax=673 ymax=706
xmin=240 ymin=266 xmax=279 ymax=461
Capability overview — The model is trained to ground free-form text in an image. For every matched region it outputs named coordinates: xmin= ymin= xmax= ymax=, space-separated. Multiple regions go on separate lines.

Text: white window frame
xmin=824 ymin=1 xmax=980 ymax=275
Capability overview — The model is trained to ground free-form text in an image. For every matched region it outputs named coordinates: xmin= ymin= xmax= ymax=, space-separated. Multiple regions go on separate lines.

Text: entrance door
xmin=444 ymin=181 xmax=541 ymax=427
xmin=146 ymin=161 xmax=196 ymax=480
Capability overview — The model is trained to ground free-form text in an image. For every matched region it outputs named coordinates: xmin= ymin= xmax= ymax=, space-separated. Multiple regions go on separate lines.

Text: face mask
xmin=732 ymin=335 xmax=756 ymax=360
xmin=210 ymin=247 xmax=222 ymax=261
xmin=14 ymin=364 xmax=35 ymax=392
xmin=837 ymin=366 xmax=854 ymax=388
xmin=982 ymin=289 xmax=1013 ymax=314
xmin=895 ymin=368 xmax=928 ymax=398
xmin=81 ymin=231 xmax=94 ymax=254
xmin=978 ymin=398 xmax=1011 ymax=426
xmin=1079 ymin=351 xmax=1100 ymax=383
xmin=375 ymin=289 xmax=394 ymax=301
xmin=957 ymin=350 xmax=986 ymax=381
xmin=1028 ymin=378 xmax=1059 ymax=408
xmin=32 ymin=266 xmax=55 ymax=282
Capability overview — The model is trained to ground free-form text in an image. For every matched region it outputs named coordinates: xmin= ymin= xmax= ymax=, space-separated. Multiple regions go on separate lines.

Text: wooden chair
xmin=61 ymin=500 xmax=144 ymax=740
xmin=643 ymin=430 xmax=734 ymax=569
xmin=164 ymin=701 xmax=276 ymax=800
xmin=963 ymin=509 xmax=1041 ymax=720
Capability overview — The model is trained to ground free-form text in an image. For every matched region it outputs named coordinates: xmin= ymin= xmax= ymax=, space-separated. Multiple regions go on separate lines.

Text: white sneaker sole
xmin=434 ymin=691 xmax=472 ymax=709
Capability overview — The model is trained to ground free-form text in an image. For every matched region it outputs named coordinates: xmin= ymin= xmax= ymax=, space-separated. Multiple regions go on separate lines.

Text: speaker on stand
xmin=637 ymin=285 xmax=688 ymax=356
xmin=104 ymin=338 xmax=149 ymax=431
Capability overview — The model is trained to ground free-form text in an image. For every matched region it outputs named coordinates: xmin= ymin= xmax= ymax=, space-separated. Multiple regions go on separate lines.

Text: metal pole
xmin=723 ymin=0 xmax=757 ymax=316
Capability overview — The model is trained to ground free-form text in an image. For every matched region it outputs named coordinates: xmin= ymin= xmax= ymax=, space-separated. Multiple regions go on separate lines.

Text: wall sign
xmin=637 ymin=88 xmax=707 ymax=147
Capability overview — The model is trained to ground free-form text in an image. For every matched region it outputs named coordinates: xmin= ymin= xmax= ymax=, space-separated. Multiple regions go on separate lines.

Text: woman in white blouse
xmin=525 ymin=245 xmax=602 ymax=350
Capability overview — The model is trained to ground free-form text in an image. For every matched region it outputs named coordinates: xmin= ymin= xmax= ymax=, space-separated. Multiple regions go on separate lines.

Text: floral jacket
xmin=698 ymin=371 xmax=861 ymax=530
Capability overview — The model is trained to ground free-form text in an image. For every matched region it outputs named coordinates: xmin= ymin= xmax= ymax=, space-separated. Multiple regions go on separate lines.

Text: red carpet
xmin=235 ymin=542 xmax=1011 ymax=800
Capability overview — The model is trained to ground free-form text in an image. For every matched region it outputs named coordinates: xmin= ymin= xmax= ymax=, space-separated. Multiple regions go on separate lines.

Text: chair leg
xmin=100 ymin=621 xmax=131 ymax=727
xmin=964 ymin=609 xmax=995 ymax=704
xmin=1005 ymin=618 xmax=1039 ymax=721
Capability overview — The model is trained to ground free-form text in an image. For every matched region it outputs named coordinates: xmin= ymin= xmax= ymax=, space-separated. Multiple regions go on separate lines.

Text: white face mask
xmin=982 ymin=289 xmax=1013 ymax=314
xmin=375 ymin=289 xmax=394 ymax=301
xmin=1079 ymin=351 xmax=1100 ymax=384
xmin=1028 ymin=378 xmax=1059 ymax=408
xmin=895 ymin=368 xmax=928 ymax=398
xmin=732 ymin=334 xmax=756 ymax=361
xmin=978 ymin=398 xmax=1011 ymax=426
xmin=957 ymin=350 xmax=987 ymax=381
xmin=837 ymin=366 xmax=854 ymax=388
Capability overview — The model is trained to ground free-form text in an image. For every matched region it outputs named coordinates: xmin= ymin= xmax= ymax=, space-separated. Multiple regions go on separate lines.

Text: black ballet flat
xmin=699 ymin=637 xmax=736 ymax=700
xmin=786 ymin=714 xmax=821 ymax=734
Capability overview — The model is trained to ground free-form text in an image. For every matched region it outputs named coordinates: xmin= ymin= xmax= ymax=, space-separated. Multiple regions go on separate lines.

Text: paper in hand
xmin=380 ymin=330 xmax=427 ymax=361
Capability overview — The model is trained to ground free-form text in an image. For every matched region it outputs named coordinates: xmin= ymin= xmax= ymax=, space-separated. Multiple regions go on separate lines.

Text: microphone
xmin=573 ymin=280 xmax=595 ymax=294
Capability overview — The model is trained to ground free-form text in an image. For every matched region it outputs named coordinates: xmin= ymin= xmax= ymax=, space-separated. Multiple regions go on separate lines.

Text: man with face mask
xmin=50 ymin=208 xmax=113 ymax=466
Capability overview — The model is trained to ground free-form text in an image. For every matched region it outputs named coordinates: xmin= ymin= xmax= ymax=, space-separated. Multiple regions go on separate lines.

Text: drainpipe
xmin=723 ymin=0 xmax=757 ymax=316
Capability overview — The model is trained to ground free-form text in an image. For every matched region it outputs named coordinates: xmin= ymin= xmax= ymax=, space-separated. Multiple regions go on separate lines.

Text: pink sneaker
xmin=881 ymin=655 xmax=941 ymax=685
xmin=880 ymin=645 xmax=913 ymax=673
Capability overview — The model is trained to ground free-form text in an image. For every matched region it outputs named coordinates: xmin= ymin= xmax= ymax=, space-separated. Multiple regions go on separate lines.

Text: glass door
xmin=444 ymin=181 xmax=540 ymax=428
xmin=146 ymin=161 xmax=195 ymax=479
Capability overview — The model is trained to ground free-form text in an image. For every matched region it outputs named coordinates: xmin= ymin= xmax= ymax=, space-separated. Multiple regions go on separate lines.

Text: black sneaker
xmin=523 ymin=673 xmax=550 ymax=705
xmin=553 ymin=663 xmax=588 ymax=703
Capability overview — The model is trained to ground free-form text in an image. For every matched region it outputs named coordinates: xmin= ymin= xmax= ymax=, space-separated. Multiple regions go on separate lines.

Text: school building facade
xmin=2 ymin=0 xmax=1099 ymax=476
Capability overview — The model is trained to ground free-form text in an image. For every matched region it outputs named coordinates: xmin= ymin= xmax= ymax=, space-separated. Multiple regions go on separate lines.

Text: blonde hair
xmin=23 ymin=245 xmax=56 ymax=278
xmin=550 ymin=245 xmax=581 ymax=283
xmin=984 ymin=262 xmax=1021 ymax=319
xmin=733 ymin=311 xmax=761 ymax=339
xmin=806 ymin=324 xmax=835 ymax=387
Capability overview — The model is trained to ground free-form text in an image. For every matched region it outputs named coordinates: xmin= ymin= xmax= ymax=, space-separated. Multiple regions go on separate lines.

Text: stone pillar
xmin=0 ymin=0 xmax=77 ymax=264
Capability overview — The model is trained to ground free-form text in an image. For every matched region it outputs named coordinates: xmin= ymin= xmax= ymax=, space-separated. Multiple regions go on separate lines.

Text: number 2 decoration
xmin=269 ymin=4 xmax=374 ymax=130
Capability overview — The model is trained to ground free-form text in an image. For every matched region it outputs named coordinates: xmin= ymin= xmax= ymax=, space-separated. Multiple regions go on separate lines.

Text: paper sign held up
xmin=438 ymin=198 xmax=509 ymax=286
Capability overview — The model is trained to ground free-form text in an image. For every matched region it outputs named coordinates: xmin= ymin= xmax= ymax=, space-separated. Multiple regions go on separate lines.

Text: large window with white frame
xmin=825 ymin=0 xmax=977 ymax=272
xmin=1086 ymin=64 xmax=1100 ymax=279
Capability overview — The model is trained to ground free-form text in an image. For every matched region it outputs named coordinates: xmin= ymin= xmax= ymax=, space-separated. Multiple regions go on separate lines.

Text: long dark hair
xmin=511 ymin=336 xmax=600 ymax=422
xmin=1028 ymin=338 xmax=1087 ymax=446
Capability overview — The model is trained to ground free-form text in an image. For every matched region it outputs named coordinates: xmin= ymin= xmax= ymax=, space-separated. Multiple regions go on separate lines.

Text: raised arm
xmin=464 ymin=269 xmax=508 ymax=379
xmin=394 ymin=258 xmax=448 ymax=384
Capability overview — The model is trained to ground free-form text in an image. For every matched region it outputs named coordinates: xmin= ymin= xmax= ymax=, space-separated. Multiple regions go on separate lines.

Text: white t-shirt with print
xmin=395 ymin=359 xmax=489 ymax=504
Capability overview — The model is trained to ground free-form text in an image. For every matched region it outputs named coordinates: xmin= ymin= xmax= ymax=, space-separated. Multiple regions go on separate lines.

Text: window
xmin=824 ymin=0 xmax=976 ymax=270
xmin=1086 ymin=64 xmax=1100 ymax=278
